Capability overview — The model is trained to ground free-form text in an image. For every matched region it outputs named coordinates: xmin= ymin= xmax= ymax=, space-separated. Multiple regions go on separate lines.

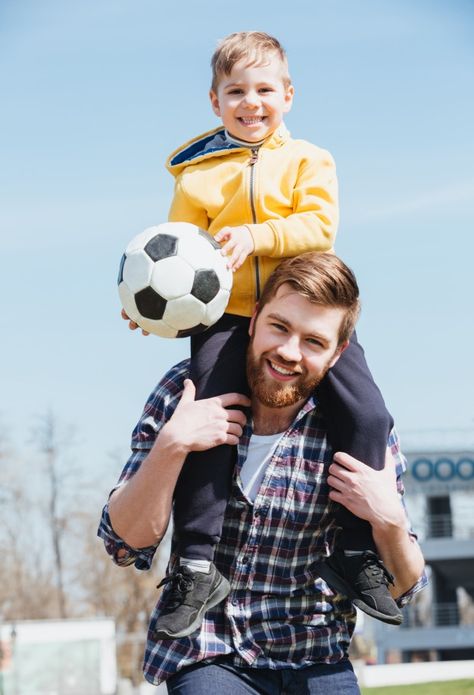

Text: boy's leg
xmin=318 ymin=332 xmax=393 ymax=550
xmin=315 ymin=332 xmax=402 ymax=625
xmin=173 ymin=314 xmax=250 ymax=560
xmin=153 ymin=314 xmax=250 ymax=640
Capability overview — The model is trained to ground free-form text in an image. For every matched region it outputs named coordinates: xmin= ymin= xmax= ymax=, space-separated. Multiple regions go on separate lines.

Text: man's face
xmin=209 ymin=54 xmax=294 ymax=143
xmin=247 ymin=285 xmax=347 ymax=409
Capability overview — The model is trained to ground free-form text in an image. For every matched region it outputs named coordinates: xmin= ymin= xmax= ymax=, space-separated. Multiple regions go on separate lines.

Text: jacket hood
xmin=166 ymin=124 xmax=290 ymax=177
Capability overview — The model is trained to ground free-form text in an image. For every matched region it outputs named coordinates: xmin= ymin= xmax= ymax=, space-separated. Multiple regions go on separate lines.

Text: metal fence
xmin=421 ymin=513 xmax=474 ymax=540
xmin=402 ymin=601 xmax=474 ymax=628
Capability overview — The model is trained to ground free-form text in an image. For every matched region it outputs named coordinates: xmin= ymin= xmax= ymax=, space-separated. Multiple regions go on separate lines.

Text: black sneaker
xmin=315 ymin=549 xmax=403 ymax=625
xmin=151 ymin=563 xmax=230 ymax=640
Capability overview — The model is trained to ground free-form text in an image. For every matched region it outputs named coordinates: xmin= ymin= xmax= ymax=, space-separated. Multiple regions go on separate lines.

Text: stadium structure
xmin=371 ymin=446 xmax=474 ymax=663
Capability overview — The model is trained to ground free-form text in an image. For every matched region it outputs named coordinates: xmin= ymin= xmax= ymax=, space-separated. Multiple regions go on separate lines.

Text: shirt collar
xmin=224 ymin=122 xmax=289 ymax=150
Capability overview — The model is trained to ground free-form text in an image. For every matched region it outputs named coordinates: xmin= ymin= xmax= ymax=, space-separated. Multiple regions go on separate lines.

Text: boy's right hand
xmin=121 ymin=309 xmax=150 ymax=336
xmin=214 ymin=225 xmax=255 ymax=271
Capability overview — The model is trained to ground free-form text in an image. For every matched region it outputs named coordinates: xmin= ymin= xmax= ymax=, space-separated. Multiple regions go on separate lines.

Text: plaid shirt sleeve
xmin=98 ymin=498 xmax=158 ymax=570
xmin=97 ymin=360 xmax=189 ymax=570
xmin=389 ymin=427 xmax=429 ymax=606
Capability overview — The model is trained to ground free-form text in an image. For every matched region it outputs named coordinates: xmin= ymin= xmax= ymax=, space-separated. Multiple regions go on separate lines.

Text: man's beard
xmin=246 ymin=345 xmax=332 ymax=409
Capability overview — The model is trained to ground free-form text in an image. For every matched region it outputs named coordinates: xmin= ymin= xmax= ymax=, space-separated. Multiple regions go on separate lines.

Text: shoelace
xmin=156 ymin=568 xmax=195 ymax=609
xmin=361 ymin=551 xmax=395 ymax=587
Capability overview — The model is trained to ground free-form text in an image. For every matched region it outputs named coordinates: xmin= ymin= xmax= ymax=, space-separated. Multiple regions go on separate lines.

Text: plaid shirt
xmin=98 ymin=359 xmax=427 ymax=686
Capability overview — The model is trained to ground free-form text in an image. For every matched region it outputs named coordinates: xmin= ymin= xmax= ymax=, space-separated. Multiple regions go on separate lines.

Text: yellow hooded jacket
xmin=166 ymin=124 xmax=338 ymax=317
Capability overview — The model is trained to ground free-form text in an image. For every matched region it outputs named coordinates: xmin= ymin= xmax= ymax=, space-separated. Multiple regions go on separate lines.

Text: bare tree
xmin=0 ymin=430 xmax=59 ymax=620
xmin=33 ymin=411 xmax=80 ymax=619
xmin=71 ymin=511 xmax=166 ymax=684
xmin=0 ymin=413 xmax=169 ymax=683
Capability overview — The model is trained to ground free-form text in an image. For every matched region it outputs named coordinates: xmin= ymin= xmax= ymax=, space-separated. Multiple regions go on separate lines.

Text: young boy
xmin=129 ymin=31 xmax=400 ymax=638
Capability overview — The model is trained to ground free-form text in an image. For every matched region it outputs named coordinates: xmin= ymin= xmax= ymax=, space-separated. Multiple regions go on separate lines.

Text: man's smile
xmin=267 ymin=359 xmax=301 ymax=380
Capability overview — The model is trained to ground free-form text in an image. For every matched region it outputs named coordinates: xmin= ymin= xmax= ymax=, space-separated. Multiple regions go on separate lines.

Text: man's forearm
xmin=107 ymin=380 xmax=249 ymax=552
xmin=108 ymin=423 xmax=188 ymax=549
xmin=372 ymin=518 xmax=425 ymax=600
xmin=328 ymin=450 xmax=425 ymax=599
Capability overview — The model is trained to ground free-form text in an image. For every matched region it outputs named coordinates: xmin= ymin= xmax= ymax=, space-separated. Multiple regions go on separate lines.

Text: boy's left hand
xmin=214 ymin=225 xmax=255 ymax=271
xmin=121 ymin=308 xmax=150 ymax=336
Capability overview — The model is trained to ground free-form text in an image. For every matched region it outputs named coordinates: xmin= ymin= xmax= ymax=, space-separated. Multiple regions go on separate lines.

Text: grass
xmin=361 ymin=680 xmax=474 ymax=695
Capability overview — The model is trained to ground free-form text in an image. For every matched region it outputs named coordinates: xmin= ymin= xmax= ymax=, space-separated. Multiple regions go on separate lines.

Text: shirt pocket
xmin=280 ymin=457 xmax=329 ymax=530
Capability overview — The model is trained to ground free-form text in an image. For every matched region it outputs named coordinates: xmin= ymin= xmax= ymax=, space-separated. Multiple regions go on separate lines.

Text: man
xmin=99 ymin=253 xmax=426 ymax=693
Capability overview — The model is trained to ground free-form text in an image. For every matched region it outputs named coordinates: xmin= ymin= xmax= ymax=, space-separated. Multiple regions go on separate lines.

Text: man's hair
xmin=211 ymin=31 xmax=291 ymax=92
xmin=257 ymin=253 xmax=360 ymax=345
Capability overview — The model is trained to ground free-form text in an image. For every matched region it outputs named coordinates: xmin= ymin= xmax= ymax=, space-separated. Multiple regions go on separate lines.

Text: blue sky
xmin=1 ymin=0 xmax=474 ymax=486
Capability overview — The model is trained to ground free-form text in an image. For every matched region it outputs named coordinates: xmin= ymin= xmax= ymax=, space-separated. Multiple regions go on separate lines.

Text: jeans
xmin=166 ymin=657 xmax=360 ymax=694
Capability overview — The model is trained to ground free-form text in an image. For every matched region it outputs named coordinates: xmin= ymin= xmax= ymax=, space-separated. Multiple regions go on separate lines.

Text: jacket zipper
xmin=249 ymin=147 xmax=260 ymax=299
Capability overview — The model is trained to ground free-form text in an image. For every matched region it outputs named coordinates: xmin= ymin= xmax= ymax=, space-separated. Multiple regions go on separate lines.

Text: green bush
xmin=361 ymin=680 xmax=474 ymax=695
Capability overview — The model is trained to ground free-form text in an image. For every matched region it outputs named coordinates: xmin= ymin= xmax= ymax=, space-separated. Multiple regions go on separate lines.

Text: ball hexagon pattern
xmin=118 ymin=222 xmax=233 ymax=338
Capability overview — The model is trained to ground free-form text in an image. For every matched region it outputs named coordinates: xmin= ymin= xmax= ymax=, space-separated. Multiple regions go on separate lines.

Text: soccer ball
xmin=118 ymin=222 xmax=233 ymax=338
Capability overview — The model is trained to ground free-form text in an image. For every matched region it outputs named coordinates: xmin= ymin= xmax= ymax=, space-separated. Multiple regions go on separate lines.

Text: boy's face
xmin=210 ymin=54 xmax=294 ymax=143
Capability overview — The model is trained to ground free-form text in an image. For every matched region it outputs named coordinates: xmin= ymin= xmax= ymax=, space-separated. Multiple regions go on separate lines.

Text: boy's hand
xmin=214 ymin=225 xmax=255 ymax=271
xmin=121 ymin=309 xmax=150 ymax=336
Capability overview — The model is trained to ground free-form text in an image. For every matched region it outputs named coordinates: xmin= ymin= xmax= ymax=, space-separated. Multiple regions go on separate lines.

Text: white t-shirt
xmin=240 ymin=432 xmax=284 ymax=503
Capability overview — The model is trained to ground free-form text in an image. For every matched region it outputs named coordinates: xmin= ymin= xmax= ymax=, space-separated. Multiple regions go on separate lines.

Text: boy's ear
xmin=209 ymin=90 xmax=221 ymax=117
xmin=283 ymin=84 xmax=295 ymax=113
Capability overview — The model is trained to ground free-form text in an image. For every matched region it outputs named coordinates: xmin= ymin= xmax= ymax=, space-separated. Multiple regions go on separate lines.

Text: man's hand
xmin=160 ymin=379 xmax=251 ymax=454
xmin=327 ymin=449 xmax=405 ymax=531
xmin=121 ymin=308 xmax=150 ymax=336
xmin=214 ymin=225 xmax=255 ymax=271
xmin=328 ymin=449 xmax=426 ymax=599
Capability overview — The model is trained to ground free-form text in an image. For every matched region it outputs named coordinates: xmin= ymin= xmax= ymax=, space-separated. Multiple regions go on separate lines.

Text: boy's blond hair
xmin=211 ymin=31 xmax=291 ymax=92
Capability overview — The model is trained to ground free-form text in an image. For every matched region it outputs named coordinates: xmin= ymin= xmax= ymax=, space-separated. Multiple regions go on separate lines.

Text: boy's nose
xmin=242 ymin=91 xmax=260 ymax=108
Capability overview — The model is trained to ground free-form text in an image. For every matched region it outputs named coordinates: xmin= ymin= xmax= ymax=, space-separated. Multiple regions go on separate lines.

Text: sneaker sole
xmin=153 ymin=574 xmax=231 ymax=640
xmin=314 ymin=561 xmax=403 ymax=626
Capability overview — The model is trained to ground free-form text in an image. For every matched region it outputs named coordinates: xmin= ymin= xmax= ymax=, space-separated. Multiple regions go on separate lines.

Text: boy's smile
xmin=210 ymin=55 xmax=294 ymax=143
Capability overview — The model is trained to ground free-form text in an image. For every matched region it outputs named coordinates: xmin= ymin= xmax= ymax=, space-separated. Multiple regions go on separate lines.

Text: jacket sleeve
xmin=246 ymin=149 xmax=338 ymax=257
xmin=168 ymin=175 xmax=210 ymax=230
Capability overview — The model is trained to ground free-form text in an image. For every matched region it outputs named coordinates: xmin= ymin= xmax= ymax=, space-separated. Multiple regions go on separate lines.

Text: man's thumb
xmin=180 ymin=379 xmax=196 ymax=404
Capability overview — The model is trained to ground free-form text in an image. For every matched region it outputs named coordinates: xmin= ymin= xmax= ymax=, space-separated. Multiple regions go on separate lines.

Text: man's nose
xmin=277 ymin=335 xmax=302 ymax=362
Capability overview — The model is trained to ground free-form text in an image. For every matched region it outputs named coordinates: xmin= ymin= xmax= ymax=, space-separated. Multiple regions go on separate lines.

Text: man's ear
xmin=209 ymin=90 xmax=221 ymax=117
xmin=328 ymin=339 xmax=349 ymax=369
xmin=249 ymin=304 xmax=259 ymax=336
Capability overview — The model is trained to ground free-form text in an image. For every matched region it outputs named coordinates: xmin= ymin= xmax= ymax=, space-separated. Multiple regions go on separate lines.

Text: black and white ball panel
xmin=145 ymin=234 xmax=178 ymax=262
xmin=118 ymin=222 xmax=232 ymax=338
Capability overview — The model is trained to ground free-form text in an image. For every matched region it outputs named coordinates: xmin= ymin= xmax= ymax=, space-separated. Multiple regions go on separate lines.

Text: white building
xmin=0 ymin=618 xmax=117 ymax=695
xmin=373 ymin=450 xmax=474 ymax=663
